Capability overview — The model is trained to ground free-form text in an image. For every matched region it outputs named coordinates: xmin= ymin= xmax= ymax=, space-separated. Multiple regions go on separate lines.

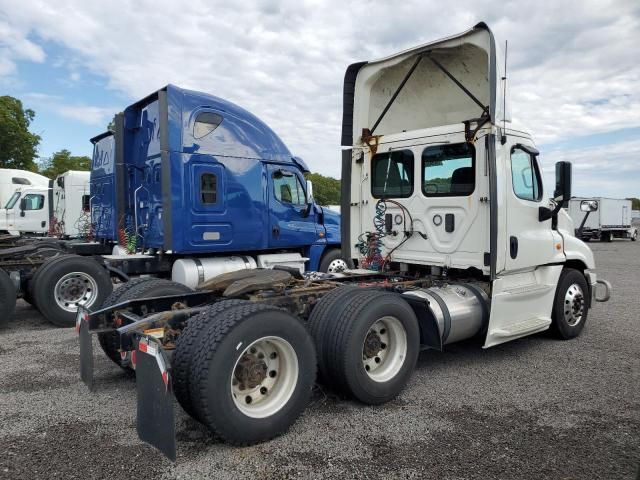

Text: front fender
xmin=561 ymin=230 xmax=596 ymax=270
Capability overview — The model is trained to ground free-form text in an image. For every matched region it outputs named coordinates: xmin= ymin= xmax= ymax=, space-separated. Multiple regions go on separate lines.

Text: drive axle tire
xmin=33 ymin=254 xmax=113 ymax=327
xmin=318 ymin=249 xmax=354 ymax=273
xmin=317 ymin=289 xmax=419 ymax=405
xmin=0 ymin=268 xmax=16 ymax=328
xmin=631 ymin=231 xmax=637 ymax=242
xmin=550 ymin=268 xmax=589 ymax=340
xmin=173 ymin=299 xmax=250 ymax=419
xmin=189 ymin=303 xmax=316 ymax=445
xmin=25 ymin=253 xmax=67 ymax=308
xmin=98 ymin=278 xmax=193 ymax=369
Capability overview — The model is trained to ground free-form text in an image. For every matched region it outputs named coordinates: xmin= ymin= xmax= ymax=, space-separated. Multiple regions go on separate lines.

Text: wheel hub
xmin=327 ymin=259 xmax=348 ymax=273
xmin=234 ymin=354 xmax=268 ymax=390
xmin=363 ymin=331 xmax=383 ymax=359
xmin=564 ymin=283 xmax=585 ymax=326
xmin=54 ymin=272 xmax=99 ymax=312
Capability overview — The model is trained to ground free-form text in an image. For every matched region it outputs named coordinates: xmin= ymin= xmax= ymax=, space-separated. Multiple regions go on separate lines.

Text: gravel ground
xmin=0 ymin=242 xmax=638 ymax=479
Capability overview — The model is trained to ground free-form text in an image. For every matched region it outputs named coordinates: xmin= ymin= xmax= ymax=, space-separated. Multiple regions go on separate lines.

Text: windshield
xmin=5 ymin=192 xmax=21 ymax=209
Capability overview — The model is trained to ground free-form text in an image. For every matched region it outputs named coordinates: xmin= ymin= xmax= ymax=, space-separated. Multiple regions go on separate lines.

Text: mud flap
xmin=136 ymin=336 xmax=176 ymax=462
xmin=78 ymin=310 xmax=94 ymax=391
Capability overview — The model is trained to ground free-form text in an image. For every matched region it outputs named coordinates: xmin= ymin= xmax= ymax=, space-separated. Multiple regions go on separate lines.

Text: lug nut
xmin=269 ymin=370 xmax=277 ymax=378
xmin=260 ymin=387 xmax=268 ymax=395
xmin=374 ymin=357 xmax=381 ymax=363
xmin=245 ymin=396 xmax=252 ymax=404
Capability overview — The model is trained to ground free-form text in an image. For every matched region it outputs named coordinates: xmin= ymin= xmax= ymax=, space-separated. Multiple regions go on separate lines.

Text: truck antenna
xmin=501 ymin=40 xmax=508 ymax=145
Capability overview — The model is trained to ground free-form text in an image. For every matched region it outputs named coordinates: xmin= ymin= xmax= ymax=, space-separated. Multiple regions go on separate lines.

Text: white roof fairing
xmin=351 ymin=23 xmax=509 ymax=145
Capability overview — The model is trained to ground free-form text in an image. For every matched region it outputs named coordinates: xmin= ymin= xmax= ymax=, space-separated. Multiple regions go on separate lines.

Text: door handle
xmin=445 ymin=214 xmax=455 ymax=233
xmin=510 ymin=236 xmax=518 ymax=259
xmin=272 ymin=226 xmax=280 ymax=239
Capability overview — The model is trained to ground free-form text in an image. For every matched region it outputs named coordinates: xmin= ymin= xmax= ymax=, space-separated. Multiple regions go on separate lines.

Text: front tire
xmin=318 ymin=249 xmax=354 ymax=273
xmin=188 ymin=303 xmax=316 ymax=445
xmin=550 ymin=268 xmax=589 ymax=340
xmin=33 ymin=254 xmax=113 ymax=327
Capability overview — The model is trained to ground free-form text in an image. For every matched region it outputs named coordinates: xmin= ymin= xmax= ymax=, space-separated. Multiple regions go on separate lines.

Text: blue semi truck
xmin=0 ymin=85 xmax=347 ymax=327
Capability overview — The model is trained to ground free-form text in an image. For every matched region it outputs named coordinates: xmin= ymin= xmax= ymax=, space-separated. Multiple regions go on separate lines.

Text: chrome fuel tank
xmin=403 ymin=283 xmax=489 ymax=345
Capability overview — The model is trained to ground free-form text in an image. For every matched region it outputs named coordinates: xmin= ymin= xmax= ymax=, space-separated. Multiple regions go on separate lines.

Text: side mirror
xmin=305 ymin=180 xmax=314 ymax=204
xmin=19 ymin=198 xmax=27 ymax=211
xmin=554 ymin=161 xmax=572 ymax=207
xmin=580 ymin=200 xmax=598 ymax=212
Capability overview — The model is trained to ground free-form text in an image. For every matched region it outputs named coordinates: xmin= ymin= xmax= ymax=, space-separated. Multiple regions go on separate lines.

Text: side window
xmin=422 ymin=143 xmax=475 ymax=196
xmin=200 ymin=173 xmax=217 ymax=204
xmin=371 ymin=149 xmax=414 ymax=198
xmin=511 ymin=147 xmax=542 ymax=201
xmin=5 ymin=192 xmax=20 ymax=209
xmin=82 ymin=195 xmax=90 ymax=212
xmin=273 ymin=170 xmax=305 ymax=206
xmin=194 ymin=112 xmax=223 ymax=139
xmin=23 ymin=194 xmax=44 ymax=210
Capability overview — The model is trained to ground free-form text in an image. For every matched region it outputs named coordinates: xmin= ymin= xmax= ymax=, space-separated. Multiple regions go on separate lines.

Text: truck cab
xmin=0 ymin=186 xmax=50 ymax=235
xmin=341 ymin=22 xmax=603 ymax=347
xmin=100 ymin=85 xmax=344 ymax=273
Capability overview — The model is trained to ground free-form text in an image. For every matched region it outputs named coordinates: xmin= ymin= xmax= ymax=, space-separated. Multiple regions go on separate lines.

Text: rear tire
xmin=98 ymin=278 xmax=193 ymax=369
xmin=172 ymin=299 xmax=250 ymax=419
xmin=318 ymin=249 xmax=354 ymax=273
xmin=33 ymin=254 xmax=113 ymax=327
xmin=314 ymin=289 xmax=419 ymax=404
xmin=631 ymin=230 xmax=637 ymax=241
xmin=188 ymin=303 xmax=316 ymax=444
xmin=25 ymin=253 xmax=66 ymax=307
xmin=0 ymin=268 xmax=16 ymax=328
xmin=550 ymin=268 xmax=589 ymax=340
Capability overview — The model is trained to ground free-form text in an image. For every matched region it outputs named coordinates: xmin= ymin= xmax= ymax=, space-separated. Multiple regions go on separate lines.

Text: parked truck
xmin=0 ymin=171 xmax=91 ymax=238
xmin=0 ymin=169 xmax=49 ymax=207
xmin=0 ymin=86 xmax=348 ymax=327
xmin=568 ymin=197 xmax=637 ymax=242
xmin=76 ymin=23 xmax=611 ymax=461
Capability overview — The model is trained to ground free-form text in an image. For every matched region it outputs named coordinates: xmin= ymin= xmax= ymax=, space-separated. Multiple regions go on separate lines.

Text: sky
xmin=0 ymin=0 xmax=638 ymax=198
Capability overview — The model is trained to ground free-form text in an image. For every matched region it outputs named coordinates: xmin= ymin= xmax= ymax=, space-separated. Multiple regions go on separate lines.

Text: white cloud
xmin=0 ymin=0 xmax=638 ymax=190
xmin=22 ymin=92 xmax=116 ymax=126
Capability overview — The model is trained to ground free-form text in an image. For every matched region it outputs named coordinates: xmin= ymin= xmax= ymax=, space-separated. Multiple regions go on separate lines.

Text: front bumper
xmin=585 ymin=271 xmax=611 ymax=303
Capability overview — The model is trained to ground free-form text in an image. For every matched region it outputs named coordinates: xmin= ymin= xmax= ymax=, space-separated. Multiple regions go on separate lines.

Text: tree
xmin=0 ymin=96 xmax=41 ymax=171
xmin=305 ymin=172 xmax=341 ymax=205
xmin=39 ymin=149 xmax=90 ymax=178
xmin=626 ymin=198 xmax=640 ymax=210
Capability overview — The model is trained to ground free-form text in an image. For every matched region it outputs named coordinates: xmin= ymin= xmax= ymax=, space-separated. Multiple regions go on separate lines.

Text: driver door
xmin=267 ymin=165 xmax=317 ymax=248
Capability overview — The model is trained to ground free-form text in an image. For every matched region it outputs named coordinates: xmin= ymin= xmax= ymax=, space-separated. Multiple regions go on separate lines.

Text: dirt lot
xmin=0 ymin=242 xmax=638 ymax=479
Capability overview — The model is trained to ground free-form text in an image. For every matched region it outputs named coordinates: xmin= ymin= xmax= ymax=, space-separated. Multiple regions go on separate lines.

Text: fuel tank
xmin=403 ymin=283 xmax=489 ymax=345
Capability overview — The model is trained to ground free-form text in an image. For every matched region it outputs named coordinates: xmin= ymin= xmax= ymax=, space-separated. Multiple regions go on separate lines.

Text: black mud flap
xmin=77 ymin=310 xmax=94 ymax=391
xmin=136 ymin=336 xmax=176 ymax=462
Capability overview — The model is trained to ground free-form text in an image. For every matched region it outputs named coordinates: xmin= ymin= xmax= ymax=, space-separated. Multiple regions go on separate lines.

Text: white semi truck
xmin=0 ymin=171 xmax=90 ymax=238
xmin=77 ymin=23 xmax=611 ymax=461
xmin=0 ymin=168 xmax=50 ymax=208
xmin=568 ymin=197 xmax=637 ymax=242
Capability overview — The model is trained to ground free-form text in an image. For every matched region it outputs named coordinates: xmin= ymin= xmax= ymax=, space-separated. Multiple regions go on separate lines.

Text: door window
xmin=511 ymin=147 xmax=542 ymax=201
xmin=23 ymin=194 xmax=44 ymax=210
xmin=422 ymin=143 xmax=475 ymax=196
xmin=200 ymin=173 xmax=217 ymax=204
xmin=273 ymin=170 xmax=305 ymax=206
xmin=371 ymin=149 xmax=414 ymax=198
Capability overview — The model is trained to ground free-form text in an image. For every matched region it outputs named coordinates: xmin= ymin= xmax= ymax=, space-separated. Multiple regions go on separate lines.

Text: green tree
xmin=39 ymin=149 xmax=90 ymax=178
xmin=626 ymin=198 xmax=640 ymax=210
xmin=0 ymin=96 xmax=41 ymax=171
xmin=305 ymin=172 xmax=341 ymax=205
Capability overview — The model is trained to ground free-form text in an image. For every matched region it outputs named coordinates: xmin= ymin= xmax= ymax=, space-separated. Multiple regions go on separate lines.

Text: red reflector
xmin=162 ymin=371 xmax=169 ymax=387
xmin=139 ymin=342 xmax=148 ymax=354
xmin=131 ymin=350 xmax=137 ymax=366
xmin=83 ymin=312 xmax=89 ymax=322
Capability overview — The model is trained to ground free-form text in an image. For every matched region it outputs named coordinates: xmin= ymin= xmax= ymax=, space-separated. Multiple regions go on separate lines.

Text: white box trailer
xmin=568 ymin=197 xmax=637 ymax=242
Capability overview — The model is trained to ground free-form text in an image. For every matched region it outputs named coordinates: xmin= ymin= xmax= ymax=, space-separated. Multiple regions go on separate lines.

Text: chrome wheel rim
xmin=327 ymin=258 xmax=348 ymax=273
xmin=564 ymin=283 xmax=585 ymax=327
xmin=231 ymin=336 xmax=299 ymax=418
xmin=54 ymin=272 xmax=99 ymax=312
xmin=362 ymin=316 xmax=407 ymax=383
